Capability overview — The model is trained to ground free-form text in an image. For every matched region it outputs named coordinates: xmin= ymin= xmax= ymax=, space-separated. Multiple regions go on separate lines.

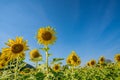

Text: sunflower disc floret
xmin=2 ymin=37 xmax=29 ymax=60
xmin=66 ymin=51 xmax=81 ymax=66
xmin=36 ymin=26 xmax=56 ymax=46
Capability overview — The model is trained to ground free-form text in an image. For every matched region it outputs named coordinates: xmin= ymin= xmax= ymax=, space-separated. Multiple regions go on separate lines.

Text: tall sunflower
xmin=36 ymin=26 xmax=56 ymax=46
xmin=98 ymin=56 xmax=105 ymax=64
xmin=114 ymin=54 xmax=120 ymax=62
xmin=66 ymin=51 xmax=81 ymax=66
xmin=53 ymin=64 xmax=60 ymax=72
xmin=89 ymin=59 xmax=96 ymax=66
xmin=2 ymin=37 xmax=29 ymax=59
xmin=29 ymin=49 xmax=42 ymax=62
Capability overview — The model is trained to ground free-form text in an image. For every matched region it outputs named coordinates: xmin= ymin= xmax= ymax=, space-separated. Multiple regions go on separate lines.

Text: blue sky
xmin=0 ymin=0 xmax=120 ymax=66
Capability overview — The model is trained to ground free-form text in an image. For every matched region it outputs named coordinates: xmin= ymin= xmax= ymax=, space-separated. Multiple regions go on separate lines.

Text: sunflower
xmin=0 ymin=56 xmax=11 ymax=63
xmin=2 ymin=37 xmax=29 ymax=59
xmin=29 ymin=49 xmax=42 ymax=62
xmin=53 ymin=64 xmax=60 ymax=72
xmin=98 ymin=56 xmax=105 ymax=64
xmin=66 ymin=51 xmax=81 ymax=66
xmin=87 ymin=62 xmax=90 ymax=66
xmin=89 ymin=59 xmax=96 ymax=66
xmin=0 ymin=60 xmax=7 ymax=69
xmin=36 ymin=26 xmax=56 ymax=46
xmin=66 ymin=55 xmax=71 ymax=65
xmin=0 ymin=52 xmax=12 ymax=64
xmin=0 ymin=58 xmax=8 ymax=69
xmin=114 ymin=54 xmax=120 ymax=62
xmin=66 ymin=58 xmax=70 ymax=64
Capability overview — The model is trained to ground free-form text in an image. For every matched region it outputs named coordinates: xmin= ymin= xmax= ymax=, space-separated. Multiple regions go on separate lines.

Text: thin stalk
xmin=36 ymin=61 xmax=38 ymax=69
xmin=44 ymin=46 xmax=49 ymax=80
xmin=71 ymin=66 xmax=74 ymax=80
xmin=45 ymin=51 xmax=49 ymax=73
xmin=9 ymin=61 xmax=11 ymax=71
xmin=14 ymin=57 xmax=19 ymax=80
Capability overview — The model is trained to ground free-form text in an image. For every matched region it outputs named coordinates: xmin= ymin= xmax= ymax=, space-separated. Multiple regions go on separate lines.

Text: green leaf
xmin=30 ymin=57 xmax=42 ymax=62
xmin=53 ymin=58 xmax=64 ymax=61
xmin=35 ymin=72 xmax=45 ymax=80
xmin=48 ymin=53 xmax=52 ymax=57
xmin=40 ymin=47 xmax=50 ymax=52
xmin=51 ymin=58 xmax=64 ymax=64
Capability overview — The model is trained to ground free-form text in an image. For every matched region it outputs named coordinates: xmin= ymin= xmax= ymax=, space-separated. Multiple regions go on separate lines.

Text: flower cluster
xmin=0 ymin=26 xmax=119 ymax=80
xmin=66 ymin=51 xmax=81 ymax=66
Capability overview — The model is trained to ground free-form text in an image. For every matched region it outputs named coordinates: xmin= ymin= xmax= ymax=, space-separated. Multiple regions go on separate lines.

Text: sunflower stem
xmin=46 ymin=50 xmax=49 ymax=73
xmin=14 ymin=57 xmax=19 ymax=80
xmin=43 ymin=45 xmax=49 ymax=74
xmin=44 ymin=46 xmax=49 ymax=80
xmin=71 ymin=66 xmax=74 ymax=80
xmin=9 ymin=61 xmax=12 ymax=71
xmin=36 ymin=61 xmax=38 ymax=69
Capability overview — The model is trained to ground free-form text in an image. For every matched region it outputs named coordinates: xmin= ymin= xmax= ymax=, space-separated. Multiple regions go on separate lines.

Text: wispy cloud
xmin=97 ymin=0 xmax=116 ymax=35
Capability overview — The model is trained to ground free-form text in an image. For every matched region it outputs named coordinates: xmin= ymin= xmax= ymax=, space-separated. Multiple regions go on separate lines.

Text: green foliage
xmin=51 ymin=58 xmax=64 ymax=64
xmin=35 ymin=72 xmax=45 ymax=80
xmin=0 ymin=61 xmax=120 ymax=80
xmin=40 ymin=47 xmax=50 ymax=52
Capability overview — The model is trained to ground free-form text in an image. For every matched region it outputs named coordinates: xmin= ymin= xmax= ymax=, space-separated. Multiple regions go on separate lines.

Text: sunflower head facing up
xmin=89 ymin=59 xmax=96 ymax=66
xmin=53 ymin=64 xmax=60 ymax=72
xmin=3 ymin=37 xmax=29 ymax=60
xmin=29 ymin=49 xmax=42 ymax=62
xmin=66 ymin=51 xmax=81 ymax=66
xmin=99 ymin=56 xmax=105 ymax=64
xmin=114 ymin=54 xmax=120 ymax=62
xmin=36 ymin=26 xmax=56 ymax=46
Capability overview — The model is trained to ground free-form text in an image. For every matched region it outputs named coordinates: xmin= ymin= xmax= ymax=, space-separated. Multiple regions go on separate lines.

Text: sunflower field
xmin=0 ymin=26 xmax=120 ymax=80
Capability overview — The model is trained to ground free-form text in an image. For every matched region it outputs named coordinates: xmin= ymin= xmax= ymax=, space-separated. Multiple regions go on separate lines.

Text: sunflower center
xmin=1 ymin=63 xmax=5 ymax=67
xmin=68 ymin=59 xmax=71 ymax=64
xmin=77 ymin=60 xmax=80 ymax=64
xmin=100 ymin=58 xmax=104 ymax=62
xmin=32 ymin=52 xmax=40 ymax=58
xmin=12 ymin=44 xmax=24 ymax=53
xmin=4 ymin=57 xmax=9 ymax=61
xmin=117 ymin=56 xmax=120 ymax=61
xmin=72 ymin=56 xmax=78 ymax=62
xmin=91 ymin=61 xmax=95 ymax=65
xmin=42 ymin=31 xmax=52 ymax=41
xmin=55 ymin=65 xmax=59 ymax=70
xmin=87 ymin=63 xmax=90 ymax=66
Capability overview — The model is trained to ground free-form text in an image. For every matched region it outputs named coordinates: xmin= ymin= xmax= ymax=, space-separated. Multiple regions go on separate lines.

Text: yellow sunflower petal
xmin=36 ymin=26 xmax=56 ymax=46
xmin=98 ymin=56 xmax=105 ymax=64
xmin=89 ymin=59 xmax=96 ymax=66
xmin=29 ymin=49 xmax=42 ymax=62
xmin=3 ymin=37 xmax=29 ymax=59
xmin=66 ymin=51 xmax=81 ymax=66
xmin=5 ymin=39 xmax=15 ymax=46
xmin=114 ymin=54 xmax=120 ymax=62
xmin=53 ymin=64 xmax=60 ymax=72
